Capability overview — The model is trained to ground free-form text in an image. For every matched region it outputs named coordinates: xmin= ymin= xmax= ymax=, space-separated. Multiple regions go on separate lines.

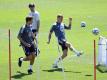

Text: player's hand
xmin=31 ymin=41 xmax=35 ymax=45
xmin=26 ymin=43 xmax=31 ymax=47
xmin=69 ymin=17 xmax=72 ymax=22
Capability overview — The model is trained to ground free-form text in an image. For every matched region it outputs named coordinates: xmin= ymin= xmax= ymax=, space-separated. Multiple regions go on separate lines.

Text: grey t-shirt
xmin=50 ymin=22 xmax=67 ymax=42
xmin=18 ymin=25 xmax=33 ymax=46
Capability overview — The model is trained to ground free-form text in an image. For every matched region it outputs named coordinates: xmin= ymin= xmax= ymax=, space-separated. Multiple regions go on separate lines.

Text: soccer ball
xmin=92 ymin=28 xmax=100 ymax=35
xmin=81 ymin=21 xmax=86 ymax=27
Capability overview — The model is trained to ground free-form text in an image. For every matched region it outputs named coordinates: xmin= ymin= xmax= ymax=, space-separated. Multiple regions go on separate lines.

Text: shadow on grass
xmin=85 ymin=74 xmax=93 ymax=77
xmin=96 ymin=65 xmax=107 ymax=73
xmin=11 ymin=71 xmax=29 ymax=79
xmin=84 ymin=65 xmax=107 ymax=77
xmin=42 ymin=68 xmax=81 ymax=73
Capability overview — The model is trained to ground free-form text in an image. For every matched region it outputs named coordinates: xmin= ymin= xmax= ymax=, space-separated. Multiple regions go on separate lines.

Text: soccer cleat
xmin=28 ymin=69 xmax=33 ymax=74
xmin=18 ymin=57 xmax=23 ymax=67
xmin=77 ymin=51 xmax=83 ymax=57
xmin=52 ymin=64 xmax=59 ymax=68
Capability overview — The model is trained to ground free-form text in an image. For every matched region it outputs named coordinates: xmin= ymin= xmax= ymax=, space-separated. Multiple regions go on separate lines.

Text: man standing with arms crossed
xmin=28 ymin=3 xmax=40 ymax=53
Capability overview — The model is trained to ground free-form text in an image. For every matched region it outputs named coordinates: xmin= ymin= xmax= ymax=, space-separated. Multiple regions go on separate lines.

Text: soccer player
xmin=17 ymin=16 xmax=36 ymax=74
xmin=28 ymin=3 xmax=40 ymax=53
xmin=47 ymin=14 xmax=83 ymax=68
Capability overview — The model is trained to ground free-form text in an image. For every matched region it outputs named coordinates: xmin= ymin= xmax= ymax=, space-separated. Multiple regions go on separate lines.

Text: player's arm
xmin=17 ymin=35 xmax=30 ymax=47
xmin=17 ymin=28 xmax=31 ymax=47
xmin=47 ymin=25 xmax=54 ymax=44
xmin=35 ymin=13 xmax=40 ymax=43
xmin=36 ymin=13 xmax=40 ymax=33
xmin=47 ymin=31 xmax=53 ymax=44
xmin=37 ymin=20 xmax=40 ymax=33
xmin=64 ymin=18 xmax=72 ymax=30
xmin=35 ymin=20 xmax=40 ymax=43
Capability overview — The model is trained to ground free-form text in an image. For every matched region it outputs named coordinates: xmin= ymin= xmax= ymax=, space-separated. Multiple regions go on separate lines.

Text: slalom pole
xmin=94 ymin=40 xmax=96 ymax=80
xmin=8 ymin=29 xmax=11 ymax=80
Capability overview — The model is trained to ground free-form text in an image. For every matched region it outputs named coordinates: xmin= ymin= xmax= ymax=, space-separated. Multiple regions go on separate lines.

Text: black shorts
xmin=22 ymin=45 xmax=36 ymax=56
xmin=59 ymin=40 xmax=68 ymax=51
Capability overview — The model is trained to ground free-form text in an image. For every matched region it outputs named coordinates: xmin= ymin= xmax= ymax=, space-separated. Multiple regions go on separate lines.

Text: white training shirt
xmin=28 ymin=11 xmax=40 ymax=30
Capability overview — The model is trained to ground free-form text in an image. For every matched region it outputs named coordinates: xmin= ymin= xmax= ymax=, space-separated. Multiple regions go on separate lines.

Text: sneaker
xmin=28 ymin=69 xmax=33 ymax=74
xmin=52 ymin=64 xmax=59 ymax=68
xmin=18 ymin=57 xmax=23 ymax=67
xmin=77 ymin=51 xmax=83 ymax=57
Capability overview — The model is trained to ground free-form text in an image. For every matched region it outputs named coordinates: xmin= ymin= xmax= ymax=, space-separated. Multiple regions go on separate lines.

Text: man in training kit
xmin=17 ymin=16 xmax=36 ymax=74
xmin=47 ymin=14 xmax=83 ymax=68
xmin=28 ymin=3 xmax=40 ymax=53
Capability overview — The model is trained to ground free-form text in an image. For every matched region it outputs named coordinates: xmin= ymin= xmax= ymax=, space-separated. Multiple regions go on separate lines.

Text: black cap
xmin=28 ymin=3 xmax=35 ymax=7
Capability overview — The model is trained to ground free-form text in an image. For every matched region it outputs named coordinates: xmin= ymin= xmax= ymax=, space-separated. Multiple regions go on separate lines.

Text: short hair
xmin=28 ymin=3 xmax=35 ymax=8
xmin=26 ymin=16 xmax=33 ymax=23
xmin=57 ymin=14 xmax=63 ymax=18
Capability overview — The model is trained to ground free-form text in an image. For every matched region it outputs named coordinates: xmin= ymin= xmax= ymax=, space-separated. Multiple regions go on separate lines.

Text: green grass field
xmin=0 ymin=0 xmax=107 ymax=80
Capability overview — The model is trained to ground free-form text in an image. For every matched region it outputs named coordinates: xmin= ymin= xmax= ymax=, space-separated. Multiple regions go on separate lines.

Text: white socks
xmin=20 ymin=58 xmax=23 ymax=61
xmin=20 ymin=58 xmax=33 ymax=70
xmin=70 ymin=46 xmax=79 ymax=55
xmin=73 ymin=48 xmax=79 ymax=55
xmin=54 ymin=58 xmax=61 ymax=65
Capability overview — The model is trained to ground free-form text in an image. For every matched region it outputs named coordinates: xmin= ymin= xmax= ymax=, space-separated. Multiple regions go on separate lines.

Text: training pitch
xmin=0 ymin=0 xmax=107 ymax=80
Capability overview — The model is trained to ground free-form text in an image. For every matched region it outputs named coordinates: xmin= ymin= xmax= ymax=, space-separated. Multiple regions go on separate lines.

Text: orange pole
xmin=9 ymin=29 xmax=11 ymax=80
xmin=94 ymin=40 xmax=96 ymax=80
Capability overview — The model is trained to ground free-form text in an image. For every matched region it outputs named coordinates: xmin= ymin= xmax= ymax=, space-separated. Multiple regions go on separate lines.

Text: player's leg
xmin=61 ymin=49 xmax=68 ymax=60
xmin=29 ymin=53 xmax=36 ymax=69
xmin=53 ymin=41 xmax=68 ymax=68
xmin=53 ymin=49 xmax=68 ymax=68
xmin=18 ymin=46 xmax=31 ymax=67
xmin=18 ymin=54 xmax=33 ymax=66
xmin=27 ymin=54 xmax=35 ymax=74
xmin=65 ymin=42 xmax=83 ymax=56
xmin=28 ymin=45 xmax=36 ymax=74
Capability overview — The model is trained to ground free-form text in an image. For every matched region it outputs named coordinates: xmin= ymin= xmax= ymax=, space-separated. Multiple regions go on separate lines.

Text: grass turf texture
xmin=0 ymin=0 xmax=107 ymax=80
